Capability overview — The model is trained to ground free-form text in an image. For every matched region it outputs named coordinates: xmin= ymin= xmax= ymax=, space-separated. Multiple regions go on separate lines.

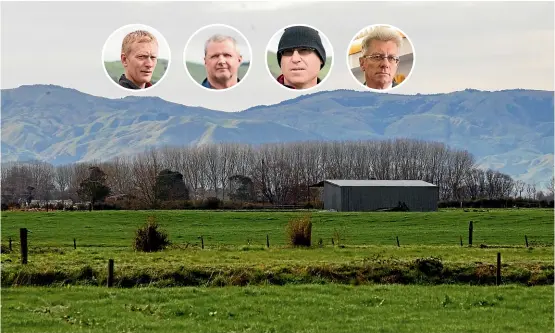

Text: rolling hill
xmin=1 ymin=85 xmax=553 ymax=186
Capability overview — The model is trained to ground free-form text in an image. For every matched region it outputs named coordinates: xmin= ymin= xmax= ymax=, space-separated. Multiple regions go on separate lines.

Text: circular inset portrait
xmin=266 ymin=24 xmax=333 ymax=91
xmin=347 ymin=24 xmax=414 ymax=91
xmin=184 ymin=24 xmax=252 ymax=91
xmin=102 ymin=24 xmax=171 ymax=91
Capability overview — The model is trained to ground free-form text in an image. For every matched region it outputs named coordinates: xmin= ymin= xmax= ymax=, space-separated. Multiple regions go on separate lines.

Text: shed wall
xmin=340 ymin=186 xmax=438 ymax=211
xmin=323 ymin=182 xmax=342 ymax=211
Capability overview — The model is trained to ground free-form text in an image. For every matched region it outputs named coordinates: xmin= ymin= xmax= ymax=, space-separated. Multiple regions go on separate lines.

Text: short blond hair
xmin=361 ymin=26 xmax=403 ymax=55
xmin=121 ymin=30 xmax=158 ymax=56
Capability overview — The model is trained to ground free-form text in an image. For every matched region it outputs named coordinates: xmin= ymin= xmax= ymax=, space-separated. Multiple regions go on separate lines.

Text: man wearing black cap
xmin=276 ymin=26 xmax=326 ymax=90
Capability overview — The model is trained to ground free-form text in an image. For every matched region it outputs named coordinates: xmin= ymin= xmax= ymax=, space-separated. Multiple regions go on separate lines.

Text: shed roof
xmin=324 ymin=180 xmax=437 ymax=187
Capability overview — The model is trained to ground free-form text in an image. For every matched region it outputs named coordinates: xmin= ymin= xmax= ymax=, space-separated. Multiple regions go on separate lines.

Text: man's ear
xmin=238 ymin=55 xmax=243 ymax=64
xmin=121 ymin=53 xmax=128 ymax=68
xmin=359 ymin=57 xmax=365 ymax=70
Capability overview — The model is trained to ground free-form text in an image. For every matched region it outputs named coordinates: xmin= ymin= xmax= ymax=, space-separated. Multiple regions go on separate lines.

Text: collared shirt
xmin=201 ymin=77 xmax=240 ymax=89
xmin=363 ymin=80 xmax=397 ymax=90
xmin=118 ymin=74 xmax=153 ymax=89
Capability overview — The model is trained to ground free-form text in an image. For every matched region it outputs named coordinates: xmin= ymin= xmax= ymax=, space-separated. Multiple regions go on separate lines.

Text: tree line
xmin=1 ymin=139 xmax=553 ymax=209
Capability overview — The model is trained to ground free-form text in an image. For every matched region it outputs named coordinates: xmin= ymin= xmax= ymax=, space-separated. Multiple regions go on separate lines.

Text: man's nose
xmin=291 ymin=50 xmax=302 ymax=62
xmin=217 ymin=55 xmax=227 ymax=63
xmin=379 ymin=57 xmax=391 ymax=67
xmin=145 ymin=57 xmax=154 ymax=67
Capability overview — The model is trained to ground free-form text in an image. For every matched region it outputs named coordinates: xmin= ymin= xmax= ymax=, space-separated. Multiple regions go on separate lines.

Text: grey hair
xmin=361 ymin=26 xmax=403 ymax=55
xmin=204 ymin=34 xmax=241 ymax=56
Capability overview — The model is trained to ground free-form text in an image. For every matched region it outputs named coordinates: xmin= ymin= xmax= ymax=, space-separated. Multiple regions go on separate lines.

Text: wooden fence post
xmin=107 ymin=259 xmax=114 ymax=287
xmin=525 ymin=235 xmax=529 ymax=248
xmin=396 ymin=236 xmax=400 ymax=247
xmin=73 ymin=238 xmax=76 ymax=250
xmin=460 ymin=235 xmax=463 ymax=247
xmin=266 ymin=234 xmax=270 ymax=248
xmin=20 ymin=228 xmax=28 ymax=264
xmin=468 ymin=221 xmax=473 ymax=247
xmin=496 ymin=252 xmax=501 ymax=286
xmin=9 ymin=237 xmax=12 ymax=251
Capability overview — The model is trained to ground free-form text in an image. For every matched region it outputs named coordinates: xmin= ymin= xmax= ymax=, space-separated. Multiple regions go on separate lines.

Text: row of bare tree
xmin=2 ymin=139 xmax=553 ymax=206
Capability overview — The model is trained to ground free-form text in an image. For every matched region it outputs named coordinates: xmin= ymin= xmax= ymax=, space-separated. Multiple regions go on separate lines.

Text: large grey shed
xmin=319 ymin=180 xmax=439 ymax=212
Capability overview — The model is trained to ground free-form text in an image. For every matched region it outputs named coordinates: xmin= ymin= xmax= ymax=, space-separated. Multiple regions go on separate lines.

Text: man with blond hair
xmin=359 ymin=26 xmax=403 ymax=90
xmin=201 ymin=34 xmax=243 ymax=89
xmin=119 ymin=30 xmax=158 ymax=89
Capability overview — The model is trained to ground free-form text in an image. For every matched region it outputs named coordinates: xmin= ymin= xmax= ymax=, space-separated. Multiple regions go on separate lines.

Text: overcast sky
xmin=2 ymin=1 xmax=553 ymax=112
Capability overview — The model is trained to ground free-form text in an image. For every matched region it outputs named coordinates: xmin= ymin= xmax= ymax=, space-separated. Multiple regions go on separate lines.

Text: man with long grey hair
xmin=359 ymin=26 xmax=403 ymax=90
xmin=201 ymin=34 xmax=243 ymax=89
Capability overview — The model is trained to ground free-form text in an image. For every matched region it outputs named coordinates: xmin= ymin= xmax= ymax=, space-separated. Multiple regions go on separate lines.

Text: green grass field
xmin=2 ymin=285 xmax=553 ymax=333
xmin=1 ymin=209 xmax=552 ymax=287
xmin=2 ymin=209 xmax=552 ymax=247
xmin=1 ymin=209 xmax=553 ymax=331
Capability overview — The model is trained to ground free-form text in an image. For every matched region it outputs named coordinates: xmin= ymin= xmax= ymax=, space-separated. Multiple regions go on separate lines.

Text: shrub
xmin=415 ymin=257 xmax=444 ymax=276
xmin=286 ymin=214 xmax=312 ymax=247
xmin=204 ymin=197 xmax=221 ymax=209
xmin=133 ymin=215 xmax=170 ymax=252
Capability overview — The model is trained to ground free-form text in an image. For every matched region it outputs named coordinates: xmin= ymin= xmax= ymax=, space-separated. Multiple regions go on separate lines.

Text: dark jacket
xmin=119 ymin=74 xmax=153 ymax=89
xmin=201 ymin=77 xmax=240 ymax=89
xmin=277 ymin=74 xmax=321 ymax=89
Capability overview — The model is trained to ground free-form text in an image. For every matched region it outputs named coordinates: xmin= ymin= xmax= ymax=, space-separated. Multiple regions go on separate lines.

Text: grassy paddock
xmin=2 ymin=284 xmax=553 ymax=333
xmin=2 ymin=209 xmax=552 ymax=247
xmin=1 ymin=209 xmax=552 ymax=287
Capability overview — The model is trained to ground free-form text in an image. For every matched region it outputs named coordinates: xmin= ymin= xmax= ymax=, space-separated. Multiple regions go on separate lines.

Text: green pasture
xmin=1 ymin=209 xmax=552 ymax=287
xmin=1 ymin=209 xmax=552 ymax=248
xmin=2 ymin=284 xmax=553 ymax=333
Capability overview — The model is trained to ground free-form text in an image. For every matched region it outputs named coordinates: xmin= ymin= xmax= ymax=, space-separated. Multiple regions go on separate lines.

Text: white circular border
xmin=265 ymin=23 xmax=334 ymax=93
xmin=183 ymin=24 xmax=253 ymax=93
xmin=101 ymin=23 xmax=172 ymax=93
xmin=346 ymin=23 xmax=416 ymax=93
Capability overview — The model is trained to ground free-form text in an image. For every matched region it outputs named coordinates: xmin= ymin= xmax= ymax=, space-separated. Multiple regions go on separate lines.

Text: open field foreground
xmin=1 ymin=209 xmax=553 ymax=287
xmin=2 ymin=285 xmax=553 ymax=333
xmin=2 ymin=209 xmax=552 ymax=247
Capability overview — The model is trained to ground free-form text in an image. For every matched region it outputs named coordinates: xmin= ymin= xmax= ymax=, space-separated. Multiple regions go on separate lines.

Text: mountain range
xmin=1 ymin=84 xmax=553 ymax=188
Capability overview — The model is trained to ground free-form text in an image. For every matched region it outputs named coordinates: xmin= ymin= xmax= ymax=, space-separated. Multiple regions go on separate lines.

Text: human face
xmin=121 ymin=41 xmax=158 ymax=89
xmin=204 ymin=40 xmax=243 ymax=88
xmin=359 ymin=40 xmax=399 ymax=90
xmin=280 ymin=48 xmax=322 ymax=89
